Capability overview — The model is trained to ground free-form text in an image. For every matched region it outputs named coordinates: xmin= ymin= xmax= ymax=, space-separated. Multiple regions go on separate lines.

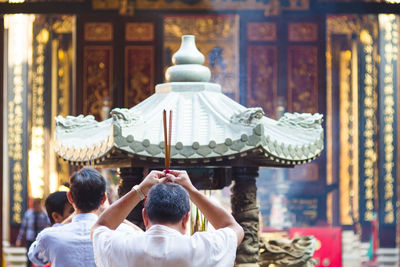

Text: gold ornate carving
xmin=51 ymin=37 xmax=72 ymax=188
xmin=137 ymin=0 xmax=272 ymax=12
xmin=338 ymin=50 xmax=352 ymax=225
xmin=164 ymin=15 xmax=237 ymax=40
xmin=84 ymin=22 xmax=113 ymax=41
xmin=360 ymin=29 xmax=377 ymax=222
xmin=326 ymin=15 xmax=352 ymax=188
xmin=135 ymin=0 xmax=308 ymax=14
xmin=83 ymin=46 xmax=113 ymax=120
xmin=326 ymin=14 xmax=375 ymax=225
xmin=125 ymin=22 xmax=154 ymax=41
xmin=288 ymin=23 xmax=318 ymax=42
xmin=164 ymin=15 xmax=239 ymax=101
xmin=52 ymin=16 xmax=73 ymax=34
xmin=339 ymin=48 xmax=359 ymax=225
xmin=92 ymin=0 xmax=120 ymax=9
xmin=247 ymin=45 xmax=277 ymax=118
xmin=124 ymin=46 xmax=154 ymax=107
xmin=379 ymin=14 xmax=397 ymax=225
xmin=247 ymin=22 xmax=277 ymax=42
xmin=8 ymin=64 xmax=25 ymax=224
xmin=287 ymin=46 xmax=318 ymax=113
xmin=327 ymin=15 xmax=361 ymax=36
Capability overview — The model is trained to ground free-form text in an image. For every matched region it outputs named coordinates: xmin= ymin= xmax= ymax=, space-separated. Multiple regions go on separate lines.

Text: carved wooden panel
xmin=83 ymin=46 xmax=113 ymax=120
xmin=136 ymin=0 xmax=308 ymax=12
xmin=84 ymin=22 xmax=113 ymax=41
xmin=247 ymin=45 xmax=277 ymax=118
xmin=92 ymin=0 xmax=119 ymax=9
xmin=288 ymin=46 xmax=318 ymax=113
xmin=163 ymin=15 xmax=239 ymax=101
xmin=247 ymin=22 xmax=277 ymax=42
xmin=288 ymin=23 xmax=318 ymax=42
xmin=125 ymin=22 xmax=154 ymax=42
xmin=124 ymin=46 xmax=154 ymax=107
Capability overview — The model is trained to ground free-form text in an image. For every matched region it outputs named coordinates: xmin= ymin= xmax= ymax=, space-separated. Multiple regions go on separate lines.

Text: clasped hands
xmin=137 ymin=169 xmax=195 ymax=197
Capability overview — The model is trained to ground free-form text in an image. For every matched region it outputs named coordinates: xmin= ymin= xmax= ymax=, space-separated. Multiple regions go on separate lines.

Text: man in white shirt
xmin=91 ymin=169 xmax=244 ymax=267
xmin=44 ymin=191 xmax=74 ymax=227
xmin=28 ymin=168 xmax=109 ymax=267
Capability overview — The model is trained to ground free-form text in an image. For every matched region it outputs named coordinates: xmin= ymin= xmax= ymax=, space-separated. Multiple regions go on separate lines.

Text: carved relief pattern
xmin=83 ymin=46 xmax=113 ymax=120
xmin=125 ymin=46 xmax=154 ymax=107
xmin=247 ymin=45 xmax=277 ymax=118
xmin=164 ymin=15 xmax=239 ymax=101
xmin=288 ymin=46 xmax=318 ymax=113
xmin=247 ymin=22 xmax=277 ymax=41
xmin=125 ymin=22 xmax=154 ymax=42
xmin=288 ymin=23 xmax=318 ymax=42
xmin=231 ymin=168 xmax=259 ymax=264
xmin=84 ymin=22 xmax=113 ymax=41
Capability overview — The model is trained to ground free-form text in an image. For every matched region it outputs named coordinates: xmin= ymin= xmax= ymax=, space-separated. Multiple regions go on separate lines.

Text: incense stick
xmin=163 ymin=110 xmax=168 ymax=171
xmin=163 ymin=110 xmax=173 ymax=172
xmin=167 ymin=110 xmax=173 ymax=170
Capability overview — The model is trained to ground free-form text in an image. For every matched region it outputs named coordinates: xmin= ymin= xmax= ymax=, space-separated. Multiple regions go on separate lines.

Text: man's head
xmin=68 ymin=168 xmax=106 ymax=213
xmin=33 ymin=198 xmax=43 ymax=213
xmin=45 ymin=191 xmax=74 ymax=225
xmin=143 ymin=183 xmax=190 ymax=233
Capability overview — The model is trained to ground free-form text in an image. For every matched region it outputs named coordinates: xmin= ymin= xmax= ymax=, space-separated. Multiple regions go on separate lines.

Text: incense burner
xmin=54 ymin=35 xmax=324 ymax=267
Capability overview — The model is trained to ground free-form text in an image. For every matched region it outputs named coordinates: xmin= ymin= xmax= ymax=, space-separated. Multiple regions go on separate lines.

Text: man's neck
xmin=71 ymin=203 xmax=99 ymax=215
xmin=147 ymin=222 xmax=185 ymax=234
xmin=74 ymin=209 xmax=98 ymax=215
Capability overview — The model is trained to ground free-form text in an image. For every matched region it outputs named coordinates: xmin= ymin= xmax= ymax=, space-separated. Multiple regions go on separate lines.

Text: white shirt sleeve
xmin=27 ymin=231 xmax=50 ymax=266
xmin=193 ymin=227 xmax=238 ymax=266
xmin=93 ymin=225 xmax=138 ymax=267
xmin=92 ymin=226 xmax=112 ymax=267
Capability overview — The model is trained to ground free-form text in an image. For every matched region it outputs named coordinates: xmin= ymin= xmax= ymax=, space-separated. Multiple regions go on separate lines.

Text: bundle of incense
xmin=163 ymin=110 xmax=172 ymax=173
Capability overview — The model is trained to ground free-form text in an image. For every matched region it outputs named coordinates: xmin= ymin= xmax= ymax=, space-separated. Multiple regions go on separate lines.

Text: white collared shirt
xmin=28 ymin=213 xmax=99 ymax=267
xmin=93 ymin=224 xmax=238 ymax=267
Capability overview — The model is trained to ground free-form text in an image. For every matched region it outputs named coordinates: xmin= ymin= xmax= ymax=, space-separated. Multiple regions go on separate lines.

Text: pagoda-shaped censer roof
xmin=55 ymin=35 xmax=324 ymax=168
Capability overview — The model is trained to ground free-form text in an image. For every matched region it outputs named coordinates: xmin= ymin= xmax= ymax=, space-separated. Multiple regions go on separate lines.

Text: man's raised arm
xmin=167 ymin=170 xmax=244 ymax=245
xmin=91 ymin=170 xmax=166 ymax=239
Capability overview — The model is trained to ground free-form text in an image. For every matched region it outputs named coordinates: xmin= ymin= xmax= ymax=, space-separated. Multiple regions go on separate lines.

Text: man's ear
xmin=52 ymin=212 xmax=62 ymax=224
xmin=67 ymin=191 xmax=74 ymax=205
xmin=142 ymin=208 xmax=149 ymax=229
xmin=100 ymin=193 xmax=107 ymax=206
xmin=182 ymin=212 xmax=190 ymax=230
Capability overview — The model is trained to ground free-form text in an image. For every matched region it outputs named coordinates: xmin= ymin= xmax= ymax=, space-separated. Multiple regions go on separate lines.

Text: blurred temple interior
xmin=1 ymin=0 xmax=400 ymax=266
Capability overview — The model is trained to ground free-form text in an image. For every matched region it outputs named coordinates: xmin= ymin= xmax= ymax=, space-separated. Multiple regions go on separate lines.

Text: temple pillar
xmin=231 ymin=167 xmax=260 ymax=267
xmin=118 ymin=167 xmax=145 ymax=230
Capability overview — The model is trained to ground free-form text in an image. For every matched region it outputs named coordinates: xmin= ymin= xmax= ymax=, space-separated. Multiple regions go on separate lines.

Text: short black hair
xmin=45 ymin=191 xmax=69 ymax=224
xmin=145 ymin=183 xmax=190 ymax=224
xmin=69 ymin=168 xmax=106 ymax=212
